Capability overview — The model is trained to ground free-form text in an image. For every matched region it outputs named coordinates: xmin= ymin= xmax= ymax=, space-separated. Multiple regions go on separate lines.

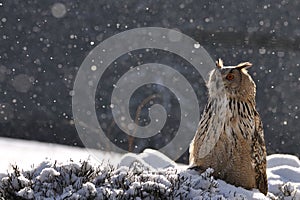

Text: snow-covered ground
xmin=0 ymin=137 xmax=121 ymax=173
xmin=0 ymin=137 xmax=300 ymax=199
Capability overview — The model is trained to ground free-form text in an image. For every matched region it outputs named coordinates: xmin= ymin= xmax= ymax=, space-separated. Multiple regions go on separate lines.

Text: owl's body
xmin=189 ymin=59 xmax=267 ymax=195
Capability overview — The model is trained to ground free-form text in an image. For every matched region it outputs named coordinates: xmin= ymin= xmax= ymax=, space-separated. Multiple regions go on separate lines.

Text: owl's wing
xmin=192 ymin=100 xmax=224 ymax=159
xmin=252 ymin=110 xmax=268 ymax=195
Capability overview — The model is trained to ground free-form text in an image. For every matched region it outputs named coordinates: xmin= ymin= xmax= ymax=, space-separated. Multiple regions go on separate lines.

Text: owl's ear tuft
xmin=216 ymin=59 xmax=224 ymax=69
xmin=237 ymin=62 xmax=252 ymax=69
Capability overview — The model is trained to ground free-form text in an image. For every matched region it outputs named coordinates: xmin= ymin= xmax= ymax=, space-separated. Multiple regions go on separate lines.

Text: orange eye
xmin=226 ymin=74 xmax=234 ymax=80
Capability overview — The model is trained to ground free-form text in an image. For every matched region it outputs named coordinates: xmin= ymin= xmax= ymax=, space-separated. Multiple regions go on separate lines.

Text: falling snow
xmin=51 ymin=3 xmax=67 ymax=18
xmin=0 ymin=0 xmax=299 ymax=166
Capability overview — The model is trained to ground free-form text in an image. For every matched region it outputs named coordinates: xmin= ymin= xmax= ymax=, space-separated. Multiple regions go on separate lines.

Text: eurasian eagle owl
xmin=189 ymin=59 xmax=267 ymax=195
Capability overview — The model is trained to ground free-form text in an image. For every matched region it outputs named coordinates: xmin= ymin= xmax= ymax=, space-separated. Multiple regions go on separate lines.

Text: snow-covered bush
xmin=1 ymin=152 xmax=300 ymax=200
xmin=0 ymin=159 xmax=240 ymax=200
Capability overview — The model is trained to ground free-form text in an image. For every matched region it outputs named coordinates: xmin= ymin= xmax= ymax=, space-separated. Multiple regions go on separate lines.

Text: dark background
xmin=0 ymin=0 xmax=299 ymax=163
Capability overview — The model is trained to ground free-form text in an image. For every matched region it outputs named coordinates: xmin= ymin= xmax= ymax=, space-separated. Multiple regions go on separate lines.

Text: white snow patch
xmin=38 ymin=168 xmax=60 ymax=182
xmin=267 ymin=154 xmax=300 ymax=197
xmin=0 ymin=137 xmax=121 ymax=174
xmin=119 ymin=148 xmax=176 ymax=170
xmin=267 ymin=154 xmax=300 ymax=168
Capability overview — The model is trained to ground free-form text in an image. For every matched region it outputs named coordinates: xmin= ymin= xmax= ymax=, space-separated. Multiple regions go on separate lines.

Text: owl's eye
xmin=226 ymin=74 xmax=234 ymax=81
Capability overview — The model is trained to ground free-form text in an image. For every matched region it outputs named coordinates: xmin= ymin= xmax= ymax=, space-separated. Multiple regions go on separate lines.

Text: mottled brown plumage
xmin=189 ymin=59 xmax=268 ymax=195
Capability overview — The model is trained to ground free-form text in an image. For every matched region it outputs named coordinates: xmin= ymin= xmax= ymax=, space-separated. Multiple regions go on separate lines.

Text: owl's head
xmin=207 ymin=59 xmax=256 ymax=100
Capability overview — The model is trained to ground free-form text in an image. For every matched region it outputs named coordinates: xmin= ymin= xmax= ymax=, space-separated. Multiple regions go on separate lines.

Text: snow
xmin=38 ymin=168 xmax=60 ymax=182
xmin=267 ymin=154 xmax=300 ymax=168
xmin=267 ymin=154 xmax=300 ymax=197
xmin=0 ymin=137 xmax=300 ymax=199
xmin=119 ymin=148 xmax=176 ymax=170
xmin=51 ymin=3 xmax=67 ymax=18
xmin=0 ymin=137 xmax=121 ymax=174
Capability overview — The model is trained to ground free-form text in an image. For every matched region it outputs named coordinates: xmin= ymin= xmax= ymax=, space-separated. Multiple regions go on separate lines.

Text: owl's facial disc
xmin=209 ymin=59 xmax=256 ymax=99
xmin=222 ymin=68 xmax=242 ymax=90
xmin=209 ymin=67 xmax=242 ymax=96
